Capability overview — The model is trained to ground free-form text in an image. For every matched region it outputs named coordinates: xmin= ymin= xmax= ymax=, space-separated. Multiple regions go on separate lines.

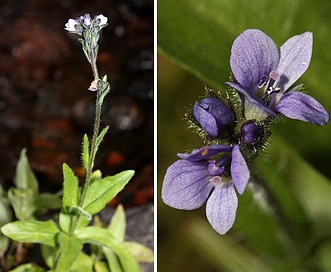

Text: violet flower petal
xmin=178 ymin=145 xmax=232 ymax=162
xmin=275 ymin=32 xmax=313 ymax=92
xmin=231 ymin=145 xmax=250 ymax=195
xmin=275 ymin=91 xmax=329 ymax=126
xmin=206 ymin=181 xmax=238 ymax=235
xmin=194 ymin=101 xmax=219 ymax=137
xmin=230 ymin=29 xmax=279 ymax=92
xmin=162 ymin=160 xmax=214 ymax=210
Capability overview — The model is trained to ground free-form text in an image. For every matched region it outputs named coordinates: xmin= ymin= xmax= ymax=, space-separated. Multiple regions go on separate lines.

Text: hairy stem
xmin=70 ymin=51 xmax=104 ymax=233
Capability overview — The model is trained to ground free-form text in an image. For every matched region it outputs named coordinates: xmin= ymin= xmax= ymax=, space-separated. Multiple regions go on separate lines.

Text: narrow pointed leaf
xmin=14 ymin=148 xmax=38 ymax=194
xmin=1 ymin=220 xmax=59 ymax=247
xmin=82 ymin=134 xmax=90 ymax=169
xmin=83 ymin=170 xmax=134 ymax=215
xmin=108 ymin=204 xmax=126 ymax=242
xmin=96 ymin=126 xmax=109 ymax=153
xmin=103 ymin=247 xmax=124 ymax=272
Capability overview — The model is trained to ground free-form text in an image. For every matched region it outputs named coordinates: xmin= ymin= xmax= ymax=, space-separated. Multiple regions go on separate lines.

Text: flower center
xmin=257 ymin=71 xmax=281 ymax=107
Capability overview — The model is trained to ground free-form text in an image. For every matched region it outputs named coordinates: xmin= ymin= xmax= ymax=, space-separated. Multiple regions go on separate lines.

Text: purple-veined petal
xmin=194 ymin=101 xmax=219 ymax=137
xmin=230 ymin=29 xmax=279 ymax=92
xmin=231 ymin=145 xmax=250 ymax=195
xmin=194 ymin=98 xmax=235 ymax=138
xmin=178 ymin=145 xmax=232 ymax=162
xmin=275 ymin=32 xmax=313 ymax=92
xmin=275 ymin=91 xmax=329 ymax=125
xmin=161 ymin=160 xmax=214 ymax=210
xmin=206 ymin=181 xmax=238 ymax=235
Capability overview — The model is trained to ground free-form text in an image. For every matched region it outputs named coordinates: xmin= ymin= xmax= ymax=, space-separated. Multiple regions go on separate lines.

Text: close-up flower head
xmin=226 ymin=29 xmax=329 ymax=125
xmin=162 ymin=144 xmax=249 ymax=234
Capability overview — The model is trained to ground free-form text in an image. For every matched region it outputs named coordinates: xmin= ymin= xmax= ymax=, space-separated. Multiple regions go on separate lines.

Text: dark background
xmin=0 ymin=0 xmax=154 ymax=207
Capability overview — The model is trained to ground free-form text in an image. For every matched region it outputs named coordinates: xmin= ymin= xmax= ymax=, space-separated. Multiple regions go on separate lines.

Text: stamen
xmin=258 ymin=75 xmax=268 ymax=88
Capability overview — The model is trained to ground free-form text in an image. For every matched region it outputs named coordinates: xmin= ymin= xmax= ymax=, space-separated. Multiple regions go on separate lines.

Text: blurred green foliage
xmin=158 ymin=0 xmax=331 ymax=271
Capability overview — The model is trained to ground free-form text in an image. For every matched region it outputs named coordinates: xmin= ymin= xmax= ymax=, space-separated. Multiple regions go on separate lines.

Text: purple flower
xmin=161 ymin=144 xmax=250 ymax=234
xmin=226 ymin=29 xmax=329 ymax=125
xmin=79 ymin=14 xmax=92 ymax=27
xmin=194 ymin=97 xmax=235 ymax=138
xmin=64 ymin=14 xmax=109 ymax=35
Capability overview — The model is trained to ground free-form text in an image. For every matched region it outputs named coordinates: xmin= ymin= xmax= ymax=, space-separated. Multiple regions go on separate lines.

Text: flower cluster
xmin=65 ymin=14 xmax=108 ymax=82
xmin=65 ymin=14 xmax=108 ymax=36
xmin=161 ymin=29 xmax=329 ymax=235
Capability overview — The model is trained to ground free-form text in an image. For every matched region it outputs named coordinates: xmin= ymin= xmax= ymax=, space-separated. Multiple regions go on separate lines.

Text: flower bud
xmin=194 ymin=97 xmax=235 ymax=138
xmin=241 ymin=121 xmax=261 ymax=145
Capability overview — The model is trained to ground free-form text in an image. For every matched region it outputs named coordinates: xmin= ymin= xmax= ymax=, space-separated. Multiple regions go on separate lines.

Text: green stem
xmin=69 ymin=53 xmax=104 ymax=234
xmin=79 ymin=90 xmax=101 ymax=207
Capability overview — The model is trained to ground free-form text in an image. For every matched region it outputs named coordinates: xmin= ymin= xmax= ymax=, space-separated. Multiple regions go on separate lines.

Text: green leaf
xmin=75 ymin=215 xmax=91 ymax=231
xmin=124 ymin=242 xmax=154 ymax=263
xmin=103 ymin=247 xmax=123 ymax=272
xmin=41 ymin=244 xmax=58 ymax=269
xmin=14 ymin=148 xmax=38 ymax=194
xmin=0 ymin=197 xmax=12 ymax=253
xmin=9 ymin=263 xmax=45 ymax=272
xmin=55 ymin=232 xmax=83 ymax=272
xmin=108 ymin=204 xmax=126 ymax=242
xmin=94 ymin=260 xmax=110 ymax=272
xmin=0 ymin=194 xmax=12 ymax=227
xmin=95 ymin=126 xmax=109 ymax=154
xmin=75 ymin=226 xmax=141 ymax=272
xmin=8 ymin=188 xmax=35 ymax=220
xmin=62 ymin=163 xmax=79 ymax=209
xmin=83 ymin=170 xmax=134 ymax=215
xmin=1 ymin=219 xmax=59 ymax=247
xmin=70 ymin=252 xmax=94 ymax=272
xmin=82 ymin=134 xmax=90 ymax=169
xmin=59 ymin=210 xmax=73 ymax=234
xmin=35 ymin=192 xmax=62 ymax=213
xmin=0 ymin=236 xmax=9 ymax=255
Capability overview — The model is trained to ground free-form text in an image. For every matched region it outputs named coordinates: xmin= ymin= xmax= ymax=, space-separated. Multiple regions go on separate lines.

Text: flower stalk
xmin=65 ymin=13 xmax=110 ymax=232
